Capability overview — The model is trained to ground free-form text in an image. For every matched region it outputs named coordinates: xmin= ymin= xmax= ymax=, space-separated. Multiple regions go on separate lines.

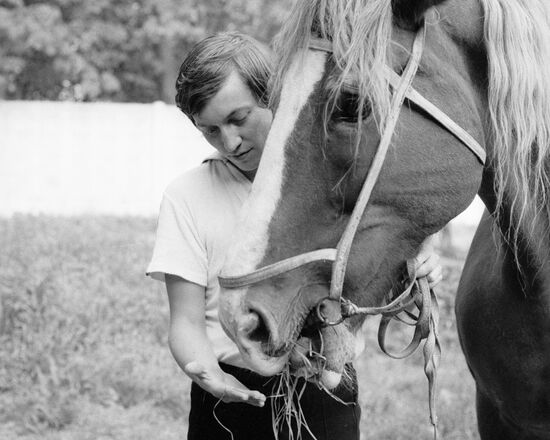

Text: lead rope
xmin=406 ymin=264 xmax=440 ymax=440
xmin=339 ymin=262 xmax=441 ymax=439
xmin=423 ymin=278 xmax=441 ymax=440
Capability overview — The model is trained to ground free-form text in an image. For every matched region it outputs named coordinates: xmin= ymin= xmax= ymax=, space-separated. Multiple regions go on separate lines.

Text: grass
xmin=0 ymin=215 xmax=479 ymax=439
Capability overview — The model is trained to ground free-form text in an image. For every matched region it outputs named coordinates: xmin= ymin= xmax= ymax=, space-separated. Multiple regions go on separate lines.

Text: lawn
xmin=0 ymin=215 xmax=479 ymax=439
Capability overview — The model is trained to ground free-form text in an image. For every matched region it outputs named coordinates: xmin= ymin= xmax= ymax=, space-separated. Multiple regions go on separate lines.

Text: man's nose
xmin=220 ymin=126 xmax=242 ymax=153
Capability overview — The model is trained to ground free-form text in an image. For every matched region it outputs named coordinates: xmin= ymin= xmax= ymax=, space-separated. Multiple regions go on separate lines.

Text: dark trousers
xmin=188 ymin=363 xmax=360 ymax=440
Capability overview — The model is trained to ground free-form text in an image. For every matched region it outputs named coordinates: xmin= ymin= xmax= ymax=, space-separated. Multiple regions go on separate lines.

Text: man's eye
xmin=230 ymin=113 xmax=249 ymax=126
xmin=331 ymin=92 xmax=371 ymax=123
xmin=204 ymin=126 xmax=219 ymax=136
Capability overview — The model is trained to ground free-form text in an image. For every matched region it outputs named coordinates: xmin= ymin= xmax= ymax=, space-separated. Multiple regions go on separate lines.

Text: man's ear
xmin=392 ymin=0 xmax=448 ymax=29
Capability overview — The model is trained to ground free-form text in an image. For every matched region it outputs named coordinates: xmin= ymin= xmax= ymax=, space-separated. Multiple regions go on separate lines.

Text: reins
xmin=219 ymin=24 xmax=485 ymax=440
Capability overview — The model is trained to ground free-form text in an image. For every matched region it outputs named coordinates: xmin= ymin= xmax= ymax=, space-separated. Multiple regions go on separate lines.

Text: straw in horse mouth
xmin=287 ymin=330 xmax=344 ymax=389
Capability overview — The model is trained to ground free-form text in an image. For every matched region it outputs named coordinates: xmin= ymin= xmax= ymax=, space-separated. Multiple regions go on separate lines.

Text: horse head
xmin=219 ymin=0 xmax=488 ymax=388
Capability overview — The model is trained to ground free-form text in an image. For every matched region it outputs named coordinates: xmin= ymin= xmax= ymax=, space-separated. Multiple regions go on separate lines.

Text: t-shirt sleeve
xmin=146 ymin=192 xmax=208 ymax=286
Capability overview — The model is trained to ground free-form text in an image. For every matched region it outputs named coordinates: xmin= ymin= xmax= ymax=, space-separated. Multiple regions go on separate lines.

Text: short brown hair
xmin=175 ymin=32 xmax=273 ymax=122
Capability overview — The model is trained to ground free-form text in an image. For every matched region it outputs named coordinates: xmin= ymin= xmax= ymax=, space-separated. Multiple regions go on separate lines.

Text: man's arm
xmin=165 ymin=274 xmax=266 ymax=407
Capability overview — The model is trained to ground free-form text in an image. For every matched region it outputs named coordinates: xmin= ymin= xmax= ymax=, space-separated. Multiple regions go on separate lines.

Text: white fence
xmin=0 ymin=101 xmax=484 ymax=224
xmin=0 ymin=101 xmax=214 ymax=216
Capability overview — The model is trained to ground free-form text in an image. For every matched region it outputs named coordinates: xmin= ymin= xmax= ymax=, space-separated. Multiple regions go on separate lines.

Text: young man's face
xmin=193 ymin=70 xmax=273 ymax=178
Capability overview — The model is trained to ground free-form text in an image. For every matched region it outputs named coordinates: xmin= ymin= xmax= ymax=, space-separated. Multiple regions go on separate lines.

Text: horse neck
xmin=478 ymin=169 xmax=550 ymax=294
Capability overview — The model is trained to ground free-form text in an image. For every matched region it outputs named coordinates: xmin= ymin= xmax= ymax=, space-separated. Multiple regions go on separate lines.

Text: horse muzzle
xmin=218 ymin=283 xmax=356 ymax=388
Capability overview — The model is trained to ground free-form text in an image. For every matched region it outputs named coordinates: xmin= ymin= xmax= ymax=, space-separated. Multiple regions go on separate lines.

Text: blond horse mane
xmin=481 ymin=0 xmax=550 ymax=252
xmin=272 ymin=0 xmax=550 ymax=253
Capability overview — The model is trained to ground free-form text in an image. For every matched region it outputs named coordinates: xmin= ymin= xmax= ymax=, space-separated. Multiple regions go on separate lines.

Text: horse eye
xmin=331 ymin=91 xmax=372 ymax=123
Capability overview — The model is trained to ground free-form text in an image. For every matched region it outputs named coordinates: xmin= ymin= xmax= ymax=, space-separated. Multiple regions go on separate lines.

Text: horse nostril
xmin=239 ymin=310 xmax=270 ymax=343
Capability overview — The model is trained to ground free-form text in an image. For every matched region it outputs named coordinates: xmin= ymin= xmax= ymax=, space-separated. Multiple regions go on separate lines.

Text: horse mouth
xmin=235 ymin=310 xmax=350 ymax=388
xmin=285 ymin=311 xmax=354 ymax=389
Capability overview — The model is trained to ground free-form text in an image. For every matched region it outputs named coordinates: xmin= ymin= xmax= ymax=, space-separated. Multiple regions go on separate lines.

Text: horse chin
xmin=291 ymin=364 xmax=343 ymax=389
xmin=238 ymin=343 xmax=289 ymax=377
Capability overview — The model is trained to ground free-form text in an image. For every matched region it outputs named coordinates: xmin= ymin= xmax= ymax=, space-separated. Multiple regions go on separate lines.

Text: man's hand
xmin=184 ymin=361 xmax=266 ymax=407
xmin=411 ymin=238 xmax=443 ymax=288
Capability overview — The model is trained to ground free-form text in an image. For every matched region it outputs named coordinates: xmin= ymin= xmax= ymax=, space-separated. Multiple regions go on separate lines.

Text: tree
xmin=0 ymin=0 xmax=292 ymax=102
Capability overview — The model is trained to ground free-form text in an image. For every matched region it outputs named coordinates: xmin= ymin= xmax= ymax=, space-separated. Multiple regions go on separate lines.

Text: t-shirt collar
xmin=202 ymin=151 xmax=225 ymax=163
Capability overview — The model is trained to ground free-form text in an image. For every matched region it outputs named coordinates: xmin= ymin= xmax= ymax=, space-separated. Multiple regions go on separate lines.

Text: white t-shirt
xmin=147 ymin=154 xmax=251 ymax=368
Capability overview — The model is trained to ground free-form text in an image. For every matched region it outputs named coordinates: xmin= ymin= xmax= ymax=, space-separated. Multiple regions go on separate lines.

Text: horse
xmin=217 ymin=0 xmax=550 ymax=438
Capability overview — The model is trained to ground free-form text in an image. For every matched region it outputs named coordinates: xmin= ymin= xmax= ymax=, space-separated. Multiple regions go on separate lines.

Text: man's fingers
xmin=428 ymin=274 xmax=443 ymax=289
xmin=415 ymin=254 xmax=440 ymax=278
xmin=184 ymin=364 xmax=267 ymax=407
xmin=246 ymin=390 xmax=266 ymax=406
xmin=223 ymin=386 xmax=266 ymax=407
xmin=414 ymin=234 xmax=439 ymax=267
xmin=428 ymin=267 xmax=443 ymax=287
xmin=411 ymin=249 xmax=443 ymax=288
xmin=413 ymin=249 xmax=430 ymax=267
xmin=222 ymin=385 xmax=249 ymax=402
xmin=427 ymin=265 xmax=442 ymax=280
xmin=225 ymin=383 xmax=266 ymax=404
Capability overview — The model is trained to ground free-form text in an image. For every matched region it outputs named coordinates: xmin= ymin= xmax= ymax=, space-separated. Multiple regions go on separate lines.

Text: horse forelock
xmin=271 ymin=0 xmax=393 ymax=134
xmin=481 ymin=0 xmax=550 ymax=259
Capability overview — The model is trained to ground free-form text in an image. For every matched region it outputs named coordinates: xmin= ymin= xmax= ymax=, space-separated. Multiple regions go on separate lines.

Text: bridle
xmin=219 ymin=24 xmax=485 ymax=439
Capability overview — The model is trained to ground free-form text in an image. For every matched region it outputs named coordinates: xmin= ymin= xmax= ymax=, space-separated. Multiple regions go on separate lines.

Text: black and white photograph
xmin=2 ymin=1 xmax=549 ymax=439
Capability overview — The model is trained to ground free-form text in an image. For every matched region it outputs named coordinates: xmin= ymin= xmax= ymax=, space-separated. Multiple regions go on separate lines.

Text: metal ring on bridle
xmin=315 ymin=296 xmax=347 ymax=326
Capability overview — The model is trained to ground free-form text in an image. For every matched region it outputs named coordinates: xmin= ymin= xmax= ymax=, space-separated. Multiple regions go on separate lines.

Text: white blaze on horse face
xmin=222 ymin=50 xmax=327 ymax=277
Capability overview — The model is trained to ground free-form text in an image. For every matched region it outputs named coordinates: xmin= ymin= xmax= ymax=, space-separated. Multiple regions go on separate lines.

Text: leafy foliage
xmin=0 ymin=0 xmax=292 ymax=102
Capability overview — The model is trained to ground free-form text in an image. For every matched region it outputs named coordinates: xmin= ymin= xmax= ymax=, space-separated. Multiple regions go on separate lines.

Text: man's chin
xmin=230 ymin=160 xmax=259 ymax=177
